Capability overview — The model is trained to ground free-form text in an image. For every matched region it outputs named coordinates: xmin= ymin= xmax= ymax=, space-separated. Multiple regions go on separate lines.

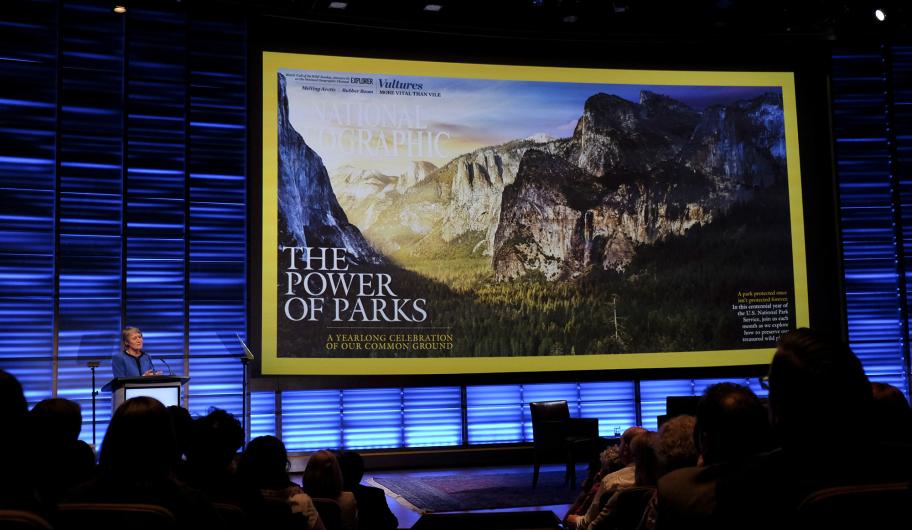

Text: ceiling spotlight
xmin=874 ymin=9 xmax=886 ymax=22
xmin=424 ymin=4 xmax=443 ymax=12
xmin=328 ymin=1 xmax=348 ymax=9
xmin=113 ymin=4 xmax=126 ymax=13
xmin=563 ymin=14 xmax=579 ymax=23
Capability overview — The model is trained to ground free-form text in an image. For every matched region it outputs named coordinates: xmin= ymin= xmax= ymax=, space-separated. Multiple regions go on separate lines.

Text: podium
xmin=102 ymin=376 xmax=190 ymax=412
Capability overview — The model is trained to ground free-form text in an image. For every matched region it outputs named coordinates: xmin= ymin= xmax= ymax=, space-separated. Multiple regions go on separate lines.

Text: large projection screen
xmin=261 ymin=52 xmax=808 ymax=376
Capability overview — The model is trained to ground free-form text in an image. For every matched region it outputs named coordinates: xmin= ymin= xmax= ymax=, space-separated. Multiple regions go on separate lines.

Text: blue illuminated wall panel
xmin=56 ymin=0 xmax=124 ymax=444
xmin=186 ymin=14 xmax=247 ymax=419
xmin=896 ymin=44 xmax=912 ymax=393
xmin=0 ymin=0 xmax=57 ymax=406
xmin=639 ymin=380 xmax=694 ymax=431
xmin=343 ymin=388 xmax=403 ymax=450
xmin=123 ymin=7 xmax=188 ymax=383
xmin=578 ymin=382 xmax=637 ymax=437
xmin=0 ymin=0 xmax=246 ymax=446
xmin=250 ymin=391 xmax=277 ymax=439
xmin=282 ymin=389 xmax=343 ymax=452
xmin=833 ymin=45 xmax=911 ymax=394
xmin=464 ymin=382 xmax=637 ymax=445
xmin=639 ymin=378 xmax=767 ymax=431
xmin=466 ymin=384 xmax=524 ymax=445
xmin=403 ymin=386 xmax=463 ymax=447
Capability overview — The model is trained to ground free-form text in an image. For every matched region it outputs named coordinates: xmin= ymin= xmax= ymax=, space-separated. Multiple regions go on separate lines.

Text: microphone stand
xmin=86 ymin=360 xmax=100 ymax=446
xmin=241 ymin=354 xmax=249 ymax=444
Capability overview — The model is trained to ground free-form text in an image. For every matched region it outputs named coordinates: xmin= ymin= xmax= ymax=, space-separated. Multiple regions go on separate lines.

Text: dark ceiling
xmin=186 ymin=0 xmax=907 ymax=42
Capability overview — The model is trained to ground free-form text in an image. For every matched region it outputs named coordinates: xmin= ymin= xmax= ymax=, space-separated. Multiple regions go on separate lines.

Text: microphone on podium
xmin=145 ymin=351 xmax=173 ymax=375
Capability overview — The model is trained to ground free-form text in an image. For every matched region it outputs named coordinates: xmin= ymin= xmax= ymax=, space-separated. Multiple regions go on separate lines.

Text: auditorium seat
xmin=797 ymin=481 xmax=912 ymax=528
xmin=0 ymin=510 xmax=54 ymax=530
xmin=310 ymin=497 xmax=343 ymax=530
xmin=55 ymin=503 xmax=176 ymax=530
xmin=213 ymin=502 xmax=247 ymax=530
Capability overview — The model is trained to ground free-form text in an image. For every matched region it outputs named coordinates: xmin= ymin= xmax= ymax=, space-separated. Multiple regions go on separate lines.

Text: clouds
xmin=281 ymin=67 xmax=780 ymax=175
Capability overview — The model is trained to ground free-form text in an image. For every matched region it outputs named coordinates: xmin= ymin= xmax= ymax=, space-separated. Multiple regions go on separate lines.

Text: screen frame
xmin=247 ymin=17 xmax=844 ymax=389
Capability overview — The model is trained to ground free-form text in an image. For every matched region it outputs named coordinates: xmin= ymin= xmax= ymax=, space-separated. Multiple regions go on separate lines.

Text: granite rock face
xmin=492 ymin=91 xmax=785 ymax=280
xmin=397 ymin=160 xmax=438 ymax=193
xmin=277 ymin=73 xmax=382 ymax=264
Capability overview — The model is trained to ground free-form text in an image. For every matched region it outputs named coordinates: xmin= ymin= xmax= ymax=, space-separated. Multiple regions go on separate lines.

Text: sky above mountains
xmin=282 ymin=68 xmax=779 ymax=176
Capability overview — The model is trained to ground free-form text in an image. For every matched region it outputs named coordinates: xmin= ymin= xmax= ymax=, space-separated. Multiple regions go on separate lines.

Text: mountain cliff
xmin=397 ymin=161 xmax=439 ymax=193
xmin=276 ymin=74 xmax=382 ymax=263
xmin=492 ymin=90 xmax=786 ymax=280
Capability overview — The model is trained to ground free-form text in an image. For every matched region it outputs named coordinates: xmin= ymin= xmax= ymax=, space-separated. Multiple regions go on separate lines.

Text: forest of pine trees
xmin=277 ymin=187 xmax=795 ymax=358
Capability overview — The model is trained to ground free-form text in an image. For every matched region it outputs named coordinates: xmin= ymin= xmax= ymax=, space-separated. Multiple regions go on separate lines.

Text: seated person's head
xmin=0 ymin=369 xmax=27 ymax=457
xmin=656 ymin=415 xmax=698 ymax=477
xmin=302 ymin=450 xmax=344 ymax=498
xmin=337 ymin=450 xmax=364 ymax=490
xmin=871 ymin=382 xmax=912 ymax=444
xmin=0 ymin=369 xmax=27 ymax=421
xmin=769 ymin=328 xmax=871 ymax=445
xmin=30 ymin=397 xmax=83 ymax=444
xmin=167 ymin=405 xmax=193 ymax=456
xmin=619 ymin=426 xmax=647 ymax=466
xmin=189 ymin=408 xmax=244 ymax=470
xmin=695 ymin=383 xmax=771 ymax=465
xmin=100 ymin=396 xmax=178 ymax=483
xmin=237 ymin=435 xmax=291 ymax=490
xmin=631 ymin=431 xmax=659 ymax=486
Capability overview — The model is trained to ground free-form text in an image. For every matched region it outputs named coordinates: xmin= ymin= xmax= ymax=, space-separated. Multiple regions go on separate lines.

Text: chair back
xmin=0 ymin=510 xmax=54 ymax=530
xmin=56 ymin=503 xmax=176 ymax=530
xmin=311 ymin=497 xmax=344 ymax=530
xmin=610 ymin=487 xmax=656 ymax=530
xmin=213 ymin=502 xmax=247 ymax=530
xmin=255 ymin=497 xmax=311 ymax=530
xmin=798 ymin=481 xmax=912 ymax=528
xmin=530 ymin=401 xmax=570 ymax=450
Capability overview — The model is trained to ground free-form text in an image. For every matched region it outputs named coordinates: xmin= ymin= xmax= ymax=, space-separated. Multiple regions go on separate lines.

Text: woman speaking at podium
xmin=112 ymin=327 xmax=161 ymax=378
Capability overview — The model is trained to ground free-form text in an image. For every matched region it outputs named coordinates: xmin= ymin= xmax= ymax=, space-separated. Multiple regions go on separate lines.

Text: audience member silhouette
xmin=337 ymin=450 xmax=398 ymax=530
xmin=633 ymin=415 xmax=698 ymax=530
xmin=567 ymin=426 xmax=647 ymax=529
xmin=29 ymin=397 xmax=96 ymax=505
xmin=653 ymin=415 xmax=698 ymax=477
xmin=65 ymin=396 xmax=221 ymax=530
xmin=871 ymin=381 xmax=912 ymax=444
xmin=167 ymin=404 xmax=194 ymax=481
xmin=302 ymin=450 xmax=357 ymax=530
xmin=185 ymin=408 xmax=245 ymax=504
xmin=654 ymin=383 xmax=772 ymax=530
xmin=713 ymin=328 xmax=912 ymax=530
xmin=236 ymin=435 xmax=325 ymax=530
xmin=0 ymin=368 xmax=41 ymax=512
xmin=4 ymin=329 xmax=909 ymax=530
xmin=565 ymin=442 xmax=626 ymax=522
xmin=587 ymin=432 xmax=660 ymax=530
